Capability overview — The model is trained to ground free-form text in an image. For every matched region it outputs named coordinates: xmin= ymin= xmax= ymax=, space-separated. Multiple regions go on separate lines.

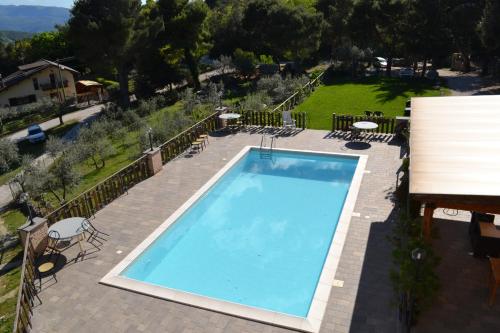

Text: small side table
xmin=488 ymin=258 xmax=500 ymax=305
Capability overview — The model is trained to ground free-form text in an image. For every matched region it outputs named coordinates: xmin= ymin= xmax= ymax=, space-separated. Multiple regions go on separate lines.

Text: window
xmin=8 ymin=95 xmax=37 ymax=106
xmin=32 ymin=77 xmax=39 ymax=90
xmin=49 ymin=73 xmax=56 ymax=89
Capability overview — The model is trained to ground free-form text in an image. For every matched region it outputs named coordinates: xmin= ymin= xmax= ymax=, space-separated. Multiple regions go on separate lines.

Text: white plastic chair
xmin=282 ymin=111 xmax=296 ymax=129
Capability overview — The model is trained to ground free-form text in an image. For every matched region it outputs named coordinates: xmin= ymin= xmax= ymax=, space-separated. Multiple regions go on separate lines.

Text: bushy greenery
xmin=257 ymin=74 xmax=309 ymax=104
xmin=139 ymin=109 xmax=192 ymax=150
xmin=239 ymin=92 xmax=272 ymax=112
xmin=0 ymin=99 xmax=58 ymax=134
xmin=390 ymin=213 xmax=440 ymax=325
xmin=212 ymin=54 xmax=233 ymax=75
xmin=135 ymin=95 xmax=168 ymax=117
xmin=390 ymin=157 xmax=440 ymax=326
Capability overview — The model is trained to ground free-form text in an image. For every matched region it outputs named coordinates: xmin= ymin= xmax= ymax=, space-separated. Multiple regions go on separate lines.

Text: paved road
xmin=0 ymin=104 xmax=104 ymax=209
xmin=6 ymin=103 xmax=104 ymax=142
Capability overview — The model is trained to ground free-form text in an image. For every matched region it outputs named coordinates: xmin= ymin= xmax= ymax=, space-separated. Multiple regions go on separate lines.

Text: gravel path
xmin=438 ymin=68 xmax=500 ymax=96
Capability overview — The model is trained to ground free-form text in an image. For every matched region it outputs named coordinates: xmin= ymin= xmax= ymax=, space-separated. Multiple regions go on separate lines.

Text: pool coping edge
xmin=100 ymin=146 xmax=368 ymax=333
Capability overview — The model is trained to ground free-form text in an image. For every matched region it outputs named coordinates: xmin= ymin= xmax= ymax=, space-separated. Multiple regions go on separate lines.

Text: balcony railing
xmin=40 ymin=80 xmax=69 ymax=91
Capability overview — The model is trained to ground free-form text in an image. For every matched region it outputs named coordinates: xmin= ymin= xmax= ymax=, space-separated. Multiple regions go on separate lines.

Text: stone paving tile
xmin=32 ymin=129 xmax=402 ymax=332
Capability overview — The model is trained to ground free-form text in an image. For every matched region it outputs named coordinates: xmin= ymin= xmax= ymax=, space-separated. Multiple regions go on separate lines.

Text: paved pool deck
xmin=28 ymin=128 xmax=441 ymax=332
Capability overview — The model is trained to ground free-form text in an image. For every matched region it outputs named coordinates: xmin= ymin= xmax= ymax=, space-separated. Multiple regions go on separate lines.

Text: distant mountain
xmin=0 ymin=1 xmax=74 ymax=8
xmin=0 ymin=5 xmax=70 ymax=33
xmin=0 ymin=30 xmax=33 ymax=43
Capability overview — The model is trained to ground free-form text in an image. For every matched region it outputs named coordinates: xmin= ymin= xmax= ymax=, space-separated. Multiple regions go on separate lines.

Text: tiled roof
xmin=0 ymin=59 xmax=78 ymax=93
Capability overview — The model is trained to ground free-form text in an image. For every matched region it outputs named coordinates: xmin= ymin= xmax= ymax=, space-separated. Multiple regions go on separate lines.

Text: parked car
xmin=374 ymin=57 xmax=388 ymax=68
xmin=399 ymin=67 xmax=414 ymax=78
xmin=26 ymin=124 xmax=46 ymax=143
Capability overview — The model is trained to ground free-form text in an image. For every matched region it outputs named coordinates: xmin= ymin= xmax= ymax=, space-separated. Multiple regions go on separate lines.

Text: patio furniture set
xmin=191 ymin=132 xmax=210 ymax=154
xmin=350 ymin=120 xmax=379 ymax=141
xmin=36 ymin=217 xmax=108 ymax=290
xmin=468 ymin=212 xmax=500 ymax=305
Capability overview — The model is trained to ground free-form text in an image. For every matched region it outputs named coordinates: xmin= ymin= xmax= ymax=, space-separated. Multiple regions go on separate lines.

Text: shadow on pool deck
xmin=347 ymin=208 xmax=399 ymax=333
xmin=414 ymin=218 xmax=500 ymax=333
xmin=346 ymin=212 xmax=500 ymax=333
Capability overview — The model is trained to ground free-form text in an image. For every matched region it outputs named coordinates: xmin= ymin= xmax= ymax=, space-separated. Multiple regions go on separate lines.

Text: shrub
xmin=206 ymin=82 xmax=224 ymax=108
xmin=181 ymin=88 xmax=201 ymax=115
xmin=122 ymin=109 xmax=145 ymax=130
xmin=240 ymin=92 xmax=272 ymax=112
xmin=100 ymin=103 xmax=123 ymax=120
xmin=257 ymin=74 xmax=309 ymax=104
xmin=390 ymin=214 xmax=440 ymax=326
xmin=136 ymin=98 xmax=157 ymax=117
xmin=390 ymin=158 xmax=440 ymax=327
xmin=258 ymin=54 xmax=274 ymax=64
xmin=213 ymin=55 xmax=233 ymax=75
xmin=139 ymin=109 xmax=191 ymax=151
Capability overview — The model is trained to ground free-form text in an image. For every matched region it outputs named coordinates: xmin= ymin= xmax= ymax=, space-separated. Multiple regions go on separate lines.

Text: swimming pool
xmin=102 ymin=147 xmax=367 ymax=332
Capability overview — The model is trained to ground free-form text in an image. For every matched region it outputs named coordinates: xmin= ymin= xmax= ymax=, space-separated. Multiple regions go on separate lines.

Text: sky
xmin=0 ymin=1 xmax=75 ymax=7
xmin=0 ymin=1 xmax=146 ymax=8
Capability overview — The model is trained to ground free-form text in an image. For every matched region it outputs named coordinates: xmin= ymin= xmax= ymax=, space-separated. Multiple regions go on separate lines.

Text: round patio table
xmin=48 ymin=217 xmax=87 ymax=254
xmin=353 ymin=121 xmax=378 ymax=130
xmin=219 ymin=113 xmax=241 ymax=132
xmin=218 ymin=113 xmax=241 ymax=120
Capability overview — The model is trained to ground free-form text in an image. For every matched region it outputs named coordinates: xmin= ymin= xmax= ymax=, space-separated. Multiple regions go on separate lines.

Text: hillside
xmin=0 ymin=30 xmax=32 ymax=43
xmin=0 ymin=5 xmax=69 ymax=33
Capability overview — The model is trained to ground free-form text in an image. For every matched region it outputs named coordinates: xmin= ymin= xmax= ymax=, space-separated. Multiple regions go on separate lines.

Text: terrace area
xmin=12 ymin=124 xmax=500 ymax=333
xmin=29 ymin=129 xmax=401 ymax=333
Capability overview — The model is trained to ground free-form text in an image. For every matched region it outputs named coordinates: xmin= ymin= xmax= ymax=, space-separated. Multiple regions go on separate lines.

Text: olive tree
xmin=45 ymin=150 xmax=80 ymax=204
xmin=76 ymin=122 xmax=115 ymax=169
xmin=0 ymin=138 xmax=18 ymax=172
xmin=0 ymin=108 xmax=12 ymax=134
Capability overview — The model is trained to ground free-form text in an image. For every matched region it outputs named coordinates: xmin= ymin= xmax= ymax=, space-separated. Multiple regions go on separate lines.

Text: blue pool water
xmin=122 ymin=149 xmax=358 ymax=317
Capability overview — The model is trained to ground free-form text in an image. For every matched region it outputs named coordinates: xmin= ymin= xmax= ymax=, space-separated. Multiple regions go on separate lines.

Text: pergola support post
xmin=423 ymin=203 xmax=436 ymax=240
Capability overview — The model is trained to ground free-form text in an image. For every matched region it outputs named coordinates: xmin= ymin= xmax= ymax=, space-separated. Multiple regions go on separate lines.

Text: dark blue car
xmin=27 ymin=124 xmax=46 ymax=143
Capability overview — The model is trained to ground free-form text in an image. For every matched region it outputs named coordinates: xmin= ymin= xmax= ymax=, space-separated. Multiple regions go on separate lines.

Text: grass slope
xmin=295 ymin=76 xmax=447 ymax=130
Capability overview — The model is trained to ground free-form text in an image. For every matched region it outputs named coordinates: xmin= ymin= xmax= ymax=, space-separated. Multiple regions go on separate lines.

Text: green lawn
xmin=0 ymin=209 xmax=27 ymax=235
xmin=295 ymin=76 xmax=448 ymax=130
xmin=0 ymin=208 xmax=25 ymax=333
xmin=0 ymin=266 xmax=21 ymax=333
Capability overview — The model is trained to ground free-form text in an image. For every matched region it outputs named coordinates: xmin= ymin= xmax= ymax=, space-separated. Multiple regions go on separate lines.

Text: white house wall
xmin=0 ymin=67 xmax=77 ymax=108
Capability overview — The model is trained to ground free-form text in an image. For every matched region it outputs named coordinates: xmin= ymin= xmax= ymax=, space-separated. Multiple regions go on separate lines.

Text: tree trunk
xmin=118 ymin=66 xmax=130 ymax=107
xmin=91 ymin=156 xmax=99 ymax=170
xmin=48 ymin=188 xmax=62 ymax=204
xmin=184 ymin=48 xmax=200 ymax=90
xmin=58 ymin=105 xmax=64 ymax=125
xmin=386 ymin=56 xmax=393 ymax=77
xmin=421 ymin=58 xmax=427 ymax=78
xmin=481 ymin=56 xmax=490 ymax=76
xmin=461 ymin=51 xmax=471 ymax=72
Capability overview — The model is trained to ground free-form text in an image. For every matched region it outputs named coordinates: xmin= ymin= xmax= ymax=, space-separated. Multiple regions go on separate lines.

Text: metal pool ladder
xmin=260 ymin=134 xmax=275 ymax=159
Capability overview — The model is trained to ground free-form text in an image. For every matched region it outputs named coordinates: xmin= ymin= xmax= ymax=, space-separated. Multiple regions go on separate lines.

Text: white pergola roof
xmin=410 ymin=95 xmax=500 ymax=198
